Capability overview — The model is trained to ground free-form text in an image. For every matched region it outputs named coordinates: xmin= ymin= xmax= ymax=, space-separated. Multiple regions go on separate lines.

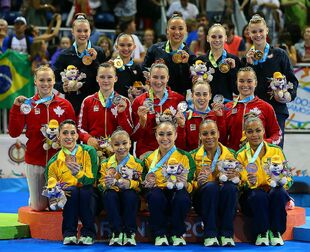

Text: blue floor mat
xmin=0 ymin=191 xmax=29 ymax=213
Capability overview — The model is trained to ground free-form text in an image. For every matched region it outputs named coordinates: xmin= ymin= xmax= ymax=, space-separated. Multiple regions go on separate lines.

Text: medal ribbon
xmin=209 ymin=49 xmax=227 ymax=68
xmin=232 ymin=95 xmax=255 ymax=108
xmin=149 ymin=145 xmax=177 ymax=173
xmin=188 ymin=106 xmax=211 ymax=120
xmin=165 ymin=41 xmax=185 ymax=55
xmin=149 ymin=88 xmax=169 ymax=106
xmin=251 ymin=43 xmax=270 ymax=65
xmin=34 ymin=94 xmax=54 ymax=105
xmin=109 ymin=154 xmax=130 ymax=173
xmin=73 ymin=40 xmax=91 ymax=58
xmin=245 ymin=141 xmax=264 ymax=164
xmin=98 ymin=91 xmax=114 ymax=108
xmin=62 ymin=144 xmax=79 ymax=156
xmin=202 ymin=145 xmax=221 ymax=172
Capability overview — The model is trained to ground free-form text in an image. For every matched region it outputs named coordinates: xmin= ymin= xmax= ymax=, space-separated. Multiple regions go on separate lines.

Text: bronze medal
xmin=82 ymin=55 xmax=93 ymax=65
xmin=172 ymin=52 xmax=182 ymax=64
xmin=107 ymin=167 xmax=117 ymax=177
xmin=219 ymin=62 xmax=230 ymax=73
xmin=65 ymin=155 xmax=76 ymax=163
xmin=254 ymin=50 xmax=263 ymax=60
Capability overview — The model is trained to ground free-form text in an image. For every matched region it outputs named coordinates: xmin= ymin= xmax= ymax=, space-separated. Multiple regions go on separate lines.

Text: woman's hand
xmin=117 ymin=98 xmax=127 ymax=113
xmin=87 ymin=137 xmax=99 ymax=149
xmin=175 ymin=111 xmax=185 ymax=128
xmin=88 ymin=48 xmax=97 ymax=60
xmin=246 ymin=49 xmax=255 ymax=65
xmin=14 ymin=96 xmax=27 ymax=106
xmin=137 ymin=105 xmax=148 ymax=127
xmin=226 ymin=58 xmax=236 ymax=69
xmin=247 ymin=172 xmax=257 ymax=185
xmin=211 ymin=102 xmax=224 ymax=116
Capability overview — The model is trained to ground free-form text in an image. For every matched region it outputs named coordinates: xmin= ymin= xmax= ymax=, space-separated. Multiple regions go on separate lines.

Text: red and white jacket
xmin=131 ymin=88 xmax=184 ymax=157
xmin=77 ymin=92 xmax=132 ymax=143
xmin=225 ymin=96 xmax=282 ymax=151
xmin=177 ymin=110 xmax=227 ymax=151
xmin=9 ymin=94 xmax=76 ymax=166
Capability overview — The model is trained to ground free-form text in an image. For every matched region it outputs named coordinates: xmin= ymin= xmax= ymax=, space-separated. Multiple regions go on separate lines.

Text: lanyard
xmin=149 ymin=88 xmax=169 ymax=106
xmin=165 ymin=41 xmax=185 ymax=54
xmin=62 ymin=144 xmax=79 ymax=156
xmin=149 ymin=146 xmax=177 ymax=173
xmin=232 ymin=95 xmax=255 ymax=108
xmin=252 ymin=43 xmax=270 ymax=65
xmin=73 ymin=40 xmax=91 ymax=58
xmin=109 ymin=154 xmax=130 ymax=173
xmin=209 ymin=49 xmax=227 ymax=68
xmin=98 ymin=91 xmax=114 ymax=108
xmin=202 ymin=145 xmax=221 ymax=172
xmin=245 ymin=142 xmax=264 ymax=164
xmin=188 ymin=107 xmax=211 ymax=120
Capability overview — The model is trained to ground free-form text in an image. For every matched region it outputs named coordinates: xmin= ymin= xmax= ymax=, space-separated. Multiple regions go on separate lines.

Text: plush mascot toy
xmin=162 ymin=158 xmax=188 ymax=190
xmin=97 ymin=137 xmax=113 ymax=161
xmin=155 ymin=108 xmax=177 ymax=126
xmin=264 ymin=155 xmax=289 ymax=188
xmin=40 ymin=119 xmax=60 ymax=150
xmin=190 ymin=60 xmax=215 ymax=83
xmin=60 ymin=65 xmax=86 ymax=92
xmin=217 ymin=154 xmax=242 ymax=184
xmin=42 ymin=177 xmax=67 ymax=210
xmin=269 ymin=72 xmax=294 ymax=102
xmin=128 ymin=81 xmax=149 ymax=102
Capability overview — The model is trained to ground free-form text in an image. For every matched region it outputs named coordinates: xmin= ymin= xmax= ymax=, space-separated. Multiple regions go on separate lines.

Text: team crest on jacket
xmin=111 ymin=107 xmax=118 ymax=118
xmin=249 ymin=107 xmax=261 ymax=116
xmin=53 ymin=106 xmax=65 ymax=117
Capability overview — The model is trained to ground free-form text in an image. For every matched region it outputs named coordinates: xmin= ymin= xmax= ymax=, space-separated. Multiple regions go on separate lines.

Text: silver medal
xmin=112 ymin=95 xmax=122 ymax=106
xmin=143 ymin=98 xmax=155 ymax=113
xmin=177 ymin=101 xmax=188 ymax=113
xmin=213 ymin=94 xmax=224 ymax=104
xmin=20 ymin=103 xmax=32 ymax=115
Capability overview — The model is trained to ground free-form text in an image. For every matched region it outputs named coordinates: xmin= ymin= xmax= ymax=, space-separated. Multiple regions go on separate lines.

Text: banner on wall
xmin=0 ymin=134 xmax=27 ymax=178
xmin=286 ymin=65 xmax=310 ymax=130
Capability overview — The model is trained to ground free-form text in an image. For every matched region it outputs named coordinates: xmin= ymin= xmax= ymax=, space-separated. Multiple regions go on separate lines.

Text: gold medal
xmin=172 ymin=52 xmax=182 ymax=64
xmin=114 ymin=58 xmax=124 ymax=69
xmin=82 ymin=55 xmax=92 ymax=65
xmin=219 ymin=62 xmax=230 ymax=73
xmin=254 ymin=50 xmax=263 ymax=60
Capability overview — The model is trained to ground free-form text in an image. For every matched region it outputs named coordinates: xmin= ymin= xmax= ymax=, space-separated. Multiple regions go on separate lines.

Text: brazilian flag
xmin=0 ymin=50 xmax=34 ymax=108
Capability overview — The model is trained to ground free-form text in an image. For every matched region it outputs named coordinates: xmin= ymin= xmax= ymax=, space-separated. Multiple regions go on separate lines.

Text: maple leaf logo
xmin=53 ymin=106 xmax=65 ymax=117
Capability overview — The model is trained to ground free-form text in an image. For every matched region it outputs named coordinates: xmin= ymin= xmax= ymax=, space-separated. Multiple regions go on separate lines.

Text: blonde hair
xmin=111 ymin=128 xmax=130 ymax=142
xmin=98 ymin=62 xmax=117 ymax=75
xmin=150 ymin=62 xmax=169 ymax=75
xmin=34 ymin=65 xmax=54 ymax=79
xmin=192 ymin=80 xmax=212 ymax=93
xmin=72 ymin=13 xmax=90 ymax=28
xmin=248 ymin=14 xmax=267 ymax=27
xmin=207 ymin=23 xmax=226 ymax=36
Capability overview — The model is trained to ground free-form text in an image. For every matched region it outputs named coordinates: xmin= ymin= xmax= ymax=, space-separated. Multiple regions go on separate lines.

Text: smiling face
xmin=199 ymin=121 xmax=219 ymax=151
xmin=72 ymin=21 xmax=91 ymax=46
xmin=192 ymin=83 xmax=211 ymax=111
xmin=207 ymin=26 xmax=226 ymax=50
xmin=34 ymin=68 xmax=55 ymax=98
xmin=244 ymin=120 xmax=265 ymax=148
xmin=237 ymin=70 xmax=257 ymax=99
xmin=156 ymin=122 xmax=177 ymax=153
xmin=197 ymin=26 xmax=206 ymax=40
xmin=97 ymin=66 xmax=117 ymax=93
xmin=116 ymin=34 xmax=136 ymax=59
xmin=248 ymin=22 xmax=268 ymax=48
xmin=150 ymin=67 xmax=169 ymax=95
xmin=167 ymin=18 xmax=187 ymax=45
xmin=59 ymin=123 xmax=79 ymax=151
xmin=111 ymin=133 xmax=131 ymax=161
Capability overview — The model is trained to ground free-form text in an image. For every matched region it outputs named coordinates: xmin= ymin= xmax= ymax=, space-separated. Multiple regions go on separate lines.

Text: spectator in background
xmin=88 ymin=14 xmax=101 ymax=45
xmin=143 ymin=28 xmax=155 ymax=52
xmin=277 ymin=31 xmax=297 ymax=66
xmin=185 ymin=18 xmax=198 ymax=47
xmin=295 ymin=26 xmax=310 ymax=62
xmin=97 ymin=35 xmax=113 ymax=60
xmin=281 ymin=0 xmax=309 ymax=31
xmin=2 ymin=16 xmax=33 ymax=55
xmin=51 ymin=36 xmax=72 ymax=67
xmin=21 ymin=0 xmax=56 ymax=27
xmin=167 ymin=0 xmax=199 ymax=20
xmin=0 ymin=18 xmax=8 ymax=53
xmin=242 ymin=24 xmax=253 ymax=52
xmin=199 ymin=0 xmax=233 ymax=24
xmin=117 ymin=17 xmax=145 ymax=64
xmin=0 ymin=0 xmax=10 ymax=18
xmin=114 ymin=0 xmax=137 ymax=21
xmin=30 ymin=40 xmax=49 ymax=72
xmin=190 ymin=24 xmax=209 ymax=56
xmin=223 ymin=21 xmax=246 ymax=58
